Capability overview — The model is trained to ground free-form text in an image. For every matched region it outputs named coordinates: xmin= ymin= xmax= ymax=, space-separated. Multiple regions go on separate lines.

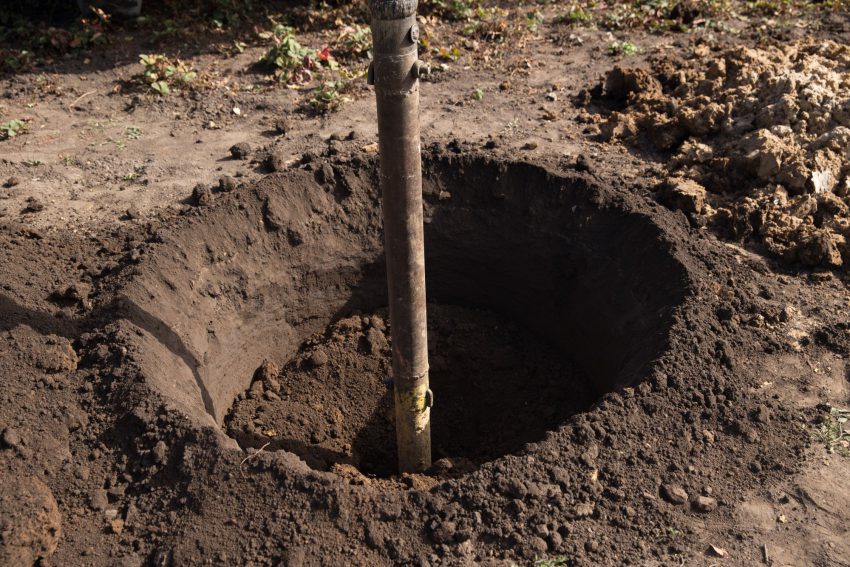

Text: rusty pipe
xmin=368 ymin=0 xmax=432 ymax=473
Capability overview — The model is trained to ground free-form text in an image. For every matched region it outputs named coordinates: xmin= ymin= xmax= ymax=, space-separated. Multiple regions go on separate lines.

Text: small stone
xmin=3 ymin=176 xmax=20 ymax=188
xmin=22 ymin=197 xmax=44 ymax=214
xmin=660 ymin=177 xmax=707 ymax=215
xmin=584 ymin=540 xmax=599 ymax=553
xmin=218 ymin=175 xmax=238 ymax=192
xmin=753 ymin=405 xmax=771 ymax=424
xmin=151 ymin=441 xmax=168 ymax=465
xmin=309 ymin=350 xmax=329 ymax=367
xmin=527 ymin=536 xmax=548 ymax=555
xmin=660 ymin=483 xmax=688 ymax=505
xmin=428 ymin=520 xmax=456 ymax=544
xmin=361 ymin=142 xmax=379 ymax=154
xmin=90 ymin=489 xmax=108 ymax=511
xmin=125 ymin=205 xmax=142 ymax=220
xmin=693 ymin=495 xmax=717 ymax=513
xmin=273 ymin=118 xmax=289 ymax=134
xmin=229 ymin=142 xmax=251 ymax=160
xmin=191 ymin=183 xmax=211 ymax=206
xmin=110 ymin=518 xmax=124 ymax=534
xmin=573 ymin=502 xmax=595 ymax=518
xmin=1 ymin=427 xmax=22 ymax=449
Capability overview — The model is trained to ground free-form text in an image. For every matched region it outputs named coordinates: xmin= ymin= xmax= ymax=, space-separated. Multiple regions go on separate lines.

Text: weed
xmin=472 ymin=88 xmax=484 ymax=100
xmin=0 ymin=119 xmax=27 ymax=140
xmin=421 ymin=0 xmax=477 ymax=21
xmin=533 ymin=557 xmax=570 ymax=567
xmin=556 ymin=7 xmax=593 ymax=25
xmin=437 ymin=45 xmax=462 ymax=61
xmin=23 ymin=159 xmax=43 ymax=167
xmin=335 ymin=25 xmax=372 ymax=59
xmin=608 ymin=40 xmax=641 ymax=56
xmin=815 ymin=406 xmax=850 ymax=456
xmin=259 ymin=24 xmax=335 ymax=84
xmin=525 ymin=10 xmax=545 ymax=31
xmin=309 ymin=80 xmax=349 ymax=113
xmin=139 ymin=54 xmax=197 ymax=95
xmin=125 ymin=126 xmax=142 ymax=140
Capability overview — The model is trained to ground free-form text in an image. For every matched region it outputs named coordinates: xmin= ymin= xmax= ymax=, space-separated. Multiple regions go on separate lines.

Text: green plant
xmin=309 ymin=80 xmax=349 ymax=113
xmin=259 ymin=24 xmax=318 ymax=83
xmin=525 ymin=10 xmax=545 ymax=31
xmin=557 ymin=6 xmax=593 ymax=25
xmin=0 ymin=119 xmax=27 ymax=140
xmin=815 ymin=406 xmax=850 ymax=456
xmin=472 ymin=87 xmax=484 ymax=100
xmin=139 ymin=54 xmax=197 ymax=95
xmin=533 ymin=557 xmax=569 ymax=567
xmin=421 ymin=0 xmax=477 ymax=21
xmin=608 ymin=40 xmax=641 ymax=55
xmin=125 ymin=126 xmax=142 ymax=140
xmin=335 ymin=25 xmax=372 ymax=59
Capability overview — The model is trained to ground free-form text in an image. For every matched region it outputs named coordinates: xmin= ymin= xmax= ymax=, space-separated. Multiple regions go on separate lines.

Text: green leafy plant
xmin=472 ymin=87 xmax=484 ymax=100
xmin=139 ymin=54 xmax=197 ymax=95
xmin=557 ymin=6 xmax=593 ymax=25
xmin=608 ymin=40 xmax=641 ymax=55
xmin=815 ymin=406 xmax=850 ymax=456
xmin=0 ymin=119 xmax=27 ymax=140
xmin=309 ymin=80 xmax=349 ymax=113
xmin=259 ymin=24 xmax=321 ymax=83
xmin=335 ymin=25 xmax=372 ymax=59
xmin=421 ymin=0 xmax=476 ymax=21
xmin=525 ymin=10 xmax=545 ymax=31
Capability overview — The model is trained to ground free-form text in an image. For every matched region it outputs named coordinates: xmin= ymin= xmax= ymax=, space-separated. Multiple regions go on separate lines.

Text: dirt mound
xmin=592 ymin=40 xmax=850 ymax=268
xmin=226 ymin=304 xmax=591 ymax=479
xmin=0 ymin=475 xmax=62 ymax=566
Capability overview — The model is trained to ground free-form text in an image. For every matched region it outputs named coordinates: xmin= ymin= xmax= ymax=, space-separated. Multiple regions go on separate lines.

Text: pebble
xmin=218 ymin=175 xmax=238 ymax=192
xmin=191 ymin=183 xmax=211 ymax=207
xmin=151 ymin=441 xmax=168 ymax=465
xmin=1 ymin=427 xmax=22 ymax=449
xmin=90 ymin=488 xmax=108 ymax=511
xmin=692 ymin=495 xmax=717 ymax=513
xmin=229 ymin=142 xmax=251 ymax=160
xmin=660 ymin=483 xmax=688 ymax=505
xmin=3 ymin=176 xmax=20 ymax=188
xmin=309 ymin=350 xmax=329 ymax=367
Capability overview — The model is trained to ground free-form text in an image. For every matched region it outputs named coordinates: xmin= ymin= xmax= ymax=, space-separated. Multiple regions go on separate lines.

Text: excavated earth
xmin=4 ymin=144 xmax=850 ymax=566
xmin=586 ymin=39 xmax=850 ymax=271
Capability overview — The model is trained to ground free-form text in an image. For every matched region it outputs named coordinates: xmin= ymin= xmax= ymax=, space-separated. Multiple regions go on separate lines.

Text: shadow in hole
xmin=0 ymin=293 xmax=85 ymax=338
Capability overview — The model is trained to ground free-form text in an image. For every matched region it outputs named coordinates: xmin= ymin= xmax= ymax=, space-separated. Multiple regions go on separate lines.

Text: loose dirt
xmin=590 ymin=39 xmax=850 ymax=270
xmin=1 ymin=4 xmax=850 ymax=566
xmin=226 ymin=304 xmax=592 ymax=480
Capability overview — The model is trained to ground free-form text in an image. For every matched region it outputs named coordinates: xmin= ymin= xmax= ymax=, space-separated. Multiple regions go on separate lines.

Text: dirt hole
xmin=123 ymin=155 xmax=687 ymax=481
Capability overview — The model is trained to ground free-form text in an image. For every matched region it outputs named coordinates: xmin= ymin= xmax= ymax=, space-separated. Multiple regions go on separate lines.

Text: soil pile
xmin=225 ymin=303 xmax=591 ymax=480
xmin=592 ymin=40 xmax=850 ymax=268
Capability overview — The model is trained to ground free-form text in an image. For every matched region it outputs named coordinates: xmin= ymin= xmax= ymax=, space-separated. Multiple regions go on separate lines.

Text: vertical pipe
xmin=368 ymin=0 xmax=432 ymax=473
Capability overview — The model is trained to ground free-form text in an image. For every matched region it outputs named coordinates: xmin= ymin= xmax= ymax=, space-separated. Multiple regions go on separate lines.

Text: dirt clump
xmin=0 ymin=475 xmax=62 ymax=566
xmin=593 ymin=40 xmax=850 ymax=268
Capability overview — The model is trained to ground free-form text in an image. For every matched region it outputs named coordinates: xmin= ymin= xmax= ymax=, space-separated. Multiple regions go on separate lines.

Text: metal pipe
xmin=368 ymin=0 xmax=432 ymax=473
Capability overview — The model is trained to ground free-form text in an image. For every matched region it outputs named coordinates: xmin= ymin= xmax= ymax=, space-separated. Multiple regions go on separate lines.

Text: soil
xmin=225 ymin=304 xmax=592 ymax=480
xmin=1 ymin=3 xmax=850 ymax=567
xmin=588 ymin=39 xmax=850 ymax=270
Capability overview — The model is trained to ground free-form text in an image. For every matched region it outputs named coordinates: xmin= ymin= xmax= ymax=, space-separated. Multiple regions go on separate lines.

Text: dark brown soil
xmin=225 ymin=303 xmax=592 ymax=479
xmin=1 ymin=4 xmax=850 ymax=566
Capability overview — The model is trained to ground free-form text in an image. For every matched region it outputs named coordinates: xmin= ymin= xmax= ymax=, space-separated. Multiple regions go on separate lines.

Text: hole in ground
xmin=224 ymin=303 xmax=592 ymax=477
xmin=120 ymin=155 xmax=688 ymax=480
